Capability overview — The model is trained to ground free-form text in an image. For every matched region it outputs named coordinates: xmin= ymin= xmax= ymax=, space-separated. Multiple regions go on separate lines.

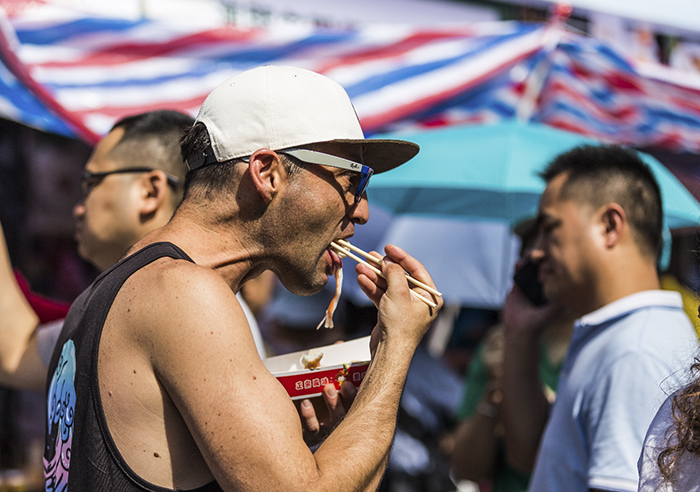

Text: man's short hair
xmin=108 ymin=110 xmax=194 ymax=207
xmin=179 ymin=122 xmax=303 ymax=199
xmin=110 ymin=110 xmax=193 ymax=182
xmin=541 ymin=144 xmax=663 ymax=259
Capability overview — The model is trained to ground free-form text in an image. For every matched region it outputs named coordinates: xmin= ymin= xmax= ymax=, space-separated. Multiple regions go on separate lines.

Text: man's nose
xmin=350 ymin=194 xmax=370 ymax=225
xmin=73 ymin=200 xmax=85 ymax=219
xmin=528 ymin=242 xmax=545 ymax=263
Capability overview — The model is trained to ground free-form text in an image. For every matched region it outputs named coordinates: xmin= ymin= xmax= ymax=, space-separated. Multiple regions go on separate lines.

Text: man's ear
xmin=140 ymin=170 xmax=169 ymax=216
xmin=600 ymin=203 xmax=626 ymax=248
xmin=248 ymin=149 xmax=284 ymax=204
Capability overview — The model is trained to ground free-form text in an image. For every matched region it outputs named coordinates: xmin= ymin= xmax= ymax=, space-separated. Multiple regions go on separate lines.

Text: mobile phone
xmin=513 ymin=260 xmax=547 ymax=306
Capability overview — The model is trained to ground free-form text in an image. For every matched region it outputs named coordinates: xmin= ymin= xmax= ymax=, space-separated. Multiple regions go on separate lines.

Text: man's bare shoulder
xmin=135 ymin=253 xmax=229 ymax=288
xmin=113 ymin=256 xmax=252 ymax=354
xmin=100 ymin=256 xmax=286 ymax=487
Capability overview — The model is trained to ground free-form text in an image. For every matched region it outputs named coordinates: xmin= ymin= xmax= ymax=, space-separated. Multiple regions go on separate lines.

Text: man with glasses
xmin=0 ymin=110 xmax=205 ymax=484
xmin=74 ymin=111 xmax=190 ymax=272
xmin=0 ymin=110 xmax=195 ymax=393
xmin=43 ymin=65 xmax=441 ymax=491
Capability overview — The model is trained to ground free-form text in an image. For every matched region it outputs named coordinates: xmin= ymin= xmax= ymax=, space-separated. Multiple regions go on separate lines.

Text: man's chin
xmin=540 ymin=281 xmax=554 ymax=301
xmin=76 ymin=244 xmax=90 ymax=263
xmin=77 ymin=246 xmax=104 ymax=271
xmin=280 ymin=274 xmax=328 ymax=297
xmin=542 ymin=285 xmax=562 ymax=306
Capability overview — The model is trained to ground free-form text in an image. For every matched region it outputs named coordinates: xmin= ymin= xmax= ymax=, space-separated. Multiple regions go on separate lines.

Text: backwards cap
xmin=188 ymin=65 xmax=418 ymax=173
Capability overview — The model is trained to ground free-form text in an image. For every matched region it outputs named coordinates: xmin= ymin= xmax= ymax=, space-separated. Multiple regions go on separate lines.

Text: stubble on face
xmin=265 ymin=144 xmax=364 ymax=296
xmin=267 ymin=175 xmax=344 ymax=296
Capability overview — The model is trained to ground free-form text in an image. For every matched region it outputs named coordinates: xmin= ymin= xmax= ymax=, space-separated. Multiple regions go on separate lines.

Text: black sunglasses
xmin=81 ymin=167 xmax=181 ymax=198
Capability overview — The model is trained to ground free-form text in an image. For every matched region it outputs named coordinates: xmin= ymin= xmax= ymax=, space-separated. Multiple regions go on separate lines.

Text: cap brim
xmin=330 ymin=138 xmax=419 ymax=174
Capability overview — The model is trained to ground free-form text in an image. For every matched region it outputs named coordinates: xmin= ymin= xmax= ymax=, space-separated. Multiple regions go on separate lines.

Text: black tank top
xmin=44 ymin=242 xmax=223 ymax=492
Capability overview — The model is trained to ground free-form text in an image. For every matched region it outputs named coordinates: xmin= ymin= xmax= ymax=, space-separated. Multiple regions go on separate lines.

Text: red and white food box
xmin=263 ymin=336 xmax=371 ymax=400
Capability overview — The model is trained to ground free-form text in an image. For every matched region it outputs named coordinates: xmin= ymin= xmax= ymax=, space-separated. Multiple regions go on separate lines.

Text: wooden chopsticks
xmin=330 ymin=239 xmax=441 ymax=308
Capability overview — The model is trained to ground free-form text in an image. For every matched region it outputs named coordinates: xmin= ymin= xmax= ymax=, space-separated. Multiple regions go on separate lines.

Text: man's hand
xmin=355 ymin=244 xmax=442 ymax=355
xmin=499 ymin=284 xmax=564 ymax=473
xmin=299 ymin=382 xmax=357 ymax=447
xmin=503 ymin=285 xmax=562 ymax=338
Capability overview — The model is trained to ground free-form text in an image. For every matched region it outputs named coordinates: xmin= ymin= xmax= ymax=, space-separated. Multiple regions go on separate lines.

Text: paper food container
xmin=263 ymin=336 xmax=371 ymax=400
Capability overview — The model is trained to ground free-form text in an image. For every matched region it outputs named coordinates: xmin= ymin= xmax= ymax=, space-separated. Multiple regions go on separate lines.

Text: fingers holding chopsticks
xmin=381 ymin=243 xmax=442 ymax=308
xmin=353 ymin=253 xmax=389 ymax=306
xmin=368 ymin=245 xmax=443 ymax=349
xmin=332 ymin=240 xmax=441 ymax=311
xmin=335 ymin=239 xmax=442 ymax=299
xmin=383 ymin=243 xmax=439 ymax=291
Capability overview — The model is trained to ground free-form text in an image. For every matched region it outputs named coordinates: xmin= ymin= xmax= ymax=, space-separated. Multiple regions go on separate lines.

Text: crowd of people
xmin=0 ymin=64 xmax=699 ymax=492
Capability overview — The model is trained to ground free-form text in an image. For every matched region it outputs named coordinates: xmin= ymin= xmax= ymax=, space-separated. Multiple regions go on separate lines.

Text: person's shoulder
xmin=632 ymin=303 xmax=695 ymax=344
xmin=609 ymin=297 xmax=694 ymax=340
xmin=135 ymin=253 xmax=229 ymax=294
xmin=120 ymin=257 xmax=246 ymax=340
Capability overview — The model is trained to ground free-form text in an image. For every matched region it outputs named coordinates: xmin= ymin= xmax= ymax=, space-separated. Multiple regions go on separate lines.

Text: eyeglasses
xmin=81 ymin=167 xmax=181 ymax=198
xmin=280 ymin=149 xmax=374 ymax=204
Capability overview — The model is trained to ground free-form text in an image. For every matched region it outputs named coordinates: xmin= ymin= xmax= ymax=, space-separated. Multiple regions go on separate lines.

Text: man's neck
xmin=581 ymin=259 xmax=660 ymax=318
xmin=133 ymin=215 xmax=256 ymax=294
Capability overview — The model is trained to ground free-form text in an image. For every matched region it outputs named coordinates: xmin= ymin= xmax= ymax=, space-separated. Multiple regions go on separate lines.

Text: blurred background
xmin=1 ymin=0 xmax=700 ymax=490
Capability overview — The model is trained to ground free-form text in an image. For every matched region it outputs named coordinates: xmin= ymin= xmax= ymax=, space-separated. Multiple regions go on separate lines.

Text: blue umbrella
xmin=368 ymin=120 xmax=700 ymax=230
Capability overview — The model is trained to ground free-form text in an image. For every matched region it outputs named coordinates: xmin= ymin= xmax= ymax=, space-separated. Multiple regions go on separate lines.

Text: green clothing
xmin=456 ymin=336 xmax=563 ymax=492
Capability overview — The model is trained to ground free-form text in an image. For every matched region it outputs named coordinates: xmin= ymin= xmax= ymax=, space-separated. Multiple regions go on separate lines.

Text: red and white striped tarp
xmin=2 ymin=4 xmax=700 ymax=151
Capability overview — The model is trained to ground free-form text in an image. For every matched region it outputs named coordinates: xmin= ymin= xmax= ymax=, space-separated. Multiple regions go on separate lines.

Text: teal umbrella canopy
xmin=368 ymin=120 xmax=700 ymax=231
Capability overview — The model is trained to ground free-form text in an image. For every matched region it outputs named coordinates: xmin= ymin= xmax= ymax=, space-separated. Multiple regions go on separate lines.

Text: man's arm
xmin=450 ymin=384 xmax=501 ymax=481
xmin=450 ymin=329 xmax=504 ymax=482
xmin=500 ymin=286 xmax=560 ymax=473
xmin=143 ymin=245 xmax=440 ymax=491
xmin=0 ymin=220 xmax=49 ymax=390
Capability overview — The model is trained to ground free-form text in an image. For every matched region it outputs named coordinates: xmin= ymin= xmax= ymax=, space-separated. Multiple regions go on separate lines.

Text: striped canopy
xmin=2 ymin=5 xmax=700 ymax=152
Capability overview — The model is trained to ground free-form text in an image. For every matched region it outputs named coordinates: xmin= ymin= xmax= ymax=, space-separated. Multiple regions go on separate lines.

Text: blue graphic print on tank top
xmin=44 ymin=339 xmax=77 ymax=491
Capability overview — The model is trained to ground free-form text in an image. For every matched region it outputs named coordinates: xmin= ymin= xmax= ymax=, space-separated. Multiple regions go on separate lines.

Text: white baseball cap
xmin=187 ymin=65 xmax=418 ymax=174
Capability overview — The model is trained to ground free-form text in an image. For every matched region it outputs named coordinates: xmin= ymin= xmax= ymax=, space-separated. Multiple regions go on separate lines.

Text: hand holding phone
xmin=512 ymin=260 xmax=547 ymax=306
